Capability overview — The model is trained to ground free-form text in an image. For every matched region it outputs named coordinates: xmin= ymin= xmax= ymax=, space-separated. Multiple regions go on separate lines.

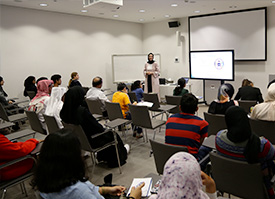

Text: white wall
xmin=0 ymin=5 xmax=143 ymax=98
xmin=143 ymin=6 xmax=275 ymax=101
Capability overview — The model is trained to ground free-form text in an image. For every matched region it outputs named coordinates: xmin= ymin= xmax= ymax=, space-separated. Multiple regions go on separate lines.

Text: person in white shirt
xmin=86 ymin=77 xmax=109 ymax=117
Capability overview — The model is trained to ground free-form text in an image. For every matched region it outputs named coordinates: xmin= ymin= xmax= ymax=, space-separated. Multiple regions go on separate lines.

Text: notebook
xmin=127 ymin=178 xmax=153 ymax=197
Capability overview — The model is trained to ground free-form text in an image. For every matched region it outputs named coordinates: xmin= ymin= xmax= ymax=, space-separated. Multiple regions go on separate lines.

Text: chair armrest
xmin=0 ymin=155 xmax=36 ymax=169
xmin=91 ymin=129 xmax=112 ymax=139
xmin=152 ymin=111 xmax=165 ymax=118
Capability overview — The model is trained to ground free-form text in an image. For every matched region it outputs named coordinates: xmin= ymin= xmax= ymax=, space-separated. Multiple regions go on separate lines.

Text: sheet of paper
xmin=137 ymin=101 xmax=154 ymax=107
xmin=127 ymin=178 xmax=152 ymax=197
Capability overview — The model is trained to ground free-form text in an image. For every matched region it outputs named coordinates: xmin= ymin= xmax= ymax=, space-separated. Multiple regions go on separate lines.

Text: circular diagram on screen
xmin=214 ymin=58 xmax=224 ymax=70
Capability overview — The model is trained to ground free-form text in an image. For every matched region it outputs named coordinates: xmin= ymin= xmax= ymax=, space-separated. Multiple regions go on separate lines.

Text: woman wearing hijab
xmin=251 ymin=83 xmax=275 ymax=121
xmin=28 ymin=80 xmax=54 ymax=132
xmin=60 ymin=86 xmax=128 ymax=168
xmin=173 ymin=78 xmax=189 ymax=96
xmin=68 ymin=72 xmax=82 ymax=88
xmin=216 ymin=106 xmax=275 ymax=198
xmin=23 ymin=76 xmax=37 ymax=97
xmin=208 ymin=83 xmax=238 ymax=114
xmin=0 ymin=76 xmax=12 ymax=106
xmin=149 ymin=152 xmax=217 ymax=199
xmin=44 ymin=87 xmax=67 ymax=129
xmin=143 ymin=53 xmax=160 ymax=97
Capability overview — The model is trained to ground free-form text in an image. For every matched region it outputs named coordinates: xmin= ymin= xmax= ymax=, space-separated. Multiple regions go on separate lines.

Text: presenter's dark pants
xmin=147 ymin=75 xmax=152 ymax=93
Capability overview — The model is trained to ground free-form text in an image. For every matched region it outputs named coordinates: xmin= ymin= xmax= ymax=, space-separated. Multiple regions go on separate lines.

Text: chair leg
xmin=145 ymin=129 xmax=148 ymax=143
xmin=91 ymin=153 xmax=96 ymax=176
xmin=112 ymin=131 xmax=122 ymax=174
xmin=22 ymin=182 xmax=28 ymax=197
xmin=153 ymin=129 xmax=156 ymax=140
xmin=20 ymin=183 xmax=24 ymax=194
xmin=1 ymin=189 xmax=7 ymax=199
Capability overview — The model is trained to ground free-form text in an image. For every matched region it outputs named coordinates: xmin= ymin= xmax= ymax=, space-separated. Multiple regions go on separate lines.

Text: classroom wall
xmin=0 ymin=5 xmax=143 ymax=98
xmin=143 ymin=6 xmax=275 ymax=101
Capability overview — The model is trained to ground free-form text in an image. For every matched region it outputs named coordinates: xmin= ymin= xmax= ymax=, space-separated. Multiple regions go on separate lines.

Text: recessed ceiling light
xmin=81 ymin=10 xmax=88 ymax=13
xmin=272 ymin=0 xmax=275 ymax=3
xmin=139 ymin=19 xmax=145 ymax=22
xmin=171 ymin=4 xmax=178 ymax=7
xmin=113 ymin=14 xmax=119 ymax=18
xmin=194 ymin=10 xmax=200 ymax=13
xmin=139 ymin=9 xmax=145 ymax=13
xmin=164 ymin=14 xmax=171 ymax=18
xmin=39 ymin=3 xmax=48 ymax=7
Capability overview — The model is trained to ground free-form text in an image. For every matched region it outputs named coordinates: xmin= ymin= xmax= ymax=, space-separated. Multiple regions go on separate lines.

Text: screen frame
xmin=189 ymin=49 xmax=235 ymax=81
xmin=188 ymin=7 xmax=267 ymax=61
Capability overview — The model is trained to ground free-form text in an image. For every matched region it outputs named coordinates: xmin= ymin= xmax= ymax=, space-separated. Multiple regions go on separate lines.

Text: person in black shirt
xmin=234 ymin=79 xmax=263 ymax=103
xmin=23 ymin=76 xmax=37 ymax=97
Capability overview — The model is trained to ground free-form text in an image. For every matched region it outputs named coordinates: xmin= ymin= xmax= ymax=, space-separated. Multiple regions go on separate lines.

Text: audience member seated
xmin=208 ymin=83 xmax=238 ymax=114
xmin=23 ymin=76 xmax=37 ymax=97
xmin=234 ymin=79 xmax=263 ymax=103
xmin=0 ymin=131 xmax=39 ymax=181
xmin=215 ymin=106 xmax=275 ymax=198
xmin=68 ymin=72 xmax=82 ymax=88
xmin=251 ymin=83 xmax=275 ymax=121
xmin=32 ymin=129 xmax=143 ymax=199
xmin=51 ymin=74 xmax=62 ymax=87
xmin=60 ymin=86 xmax=128 ymax=167
xmin=268 ymin=79 xmax=275 ymax=88
xmin=112 ymin=83 xmax=143 ymax=138
xmin=28 ymin=80 xmax=54 ymax=132
xmin=173 ymin=78 xmax=189 ymax=96
xmin=149 ymin=152 xmax=217 ymax=199
xmin=44 ymin=87 xmax=67 ymax=129
xmin=131 ymin=80 xmax=144 ymax=102
xmin=0 ymin=76 xmax=13 ymax=106
xmin=165 ymin=93 xmax=212 ymax=168
xmin=86 ymin=76 xmax=109 ymax=117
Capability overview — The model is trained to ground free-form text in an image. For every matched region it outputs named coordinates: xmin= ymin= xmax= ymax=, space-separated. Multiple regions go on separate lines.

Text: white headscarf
xmin=149 ymin=152 xmax=209 ymax=199
xmin=251 ymin=83 xmax=275 ymax=121
xmin=44 ymin=87 xmax=67 ymax=128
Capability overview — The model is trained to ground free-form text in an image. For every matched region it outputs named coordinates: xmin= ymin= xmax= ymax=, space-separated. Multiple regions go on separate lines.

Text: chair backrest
xmin=129 ymin=105 xmax=152 ymax=128
xmin=143 ymin=93 xmax=160 ymax=110
xmin=128 ymin=92 xmax=138 ymax=103
xmin=0 ymin=103 xmax=9 ymax=121
xmin=238 ymin=100 xmax=257 ymax=113
xmin=210 ymin=151 xmax=268 ymax=199
xmin=165 ymin=95 xmax=181 ymax=114
xmin=203 ymin=112 xmax=227 ymax=136
xmin=62 ymin=122 xmax=93 ymax=152
xmin=43 ymin=114 xmax=61 ymax=134
xmin=249 ymin=118 xmax=275 ymax=144
xmin=25 ymin=110 xmax=46 ymax=135
xmin=149 ymin=139 xmax=188 ymax=175
xmin=82 ymin=87 xmax=89 ymax=94
xmin=85 ymin=98 xmax=103 ymax=115
xmin=26 ymin=91 xmax=36 ymax=100
xmin=105 ymin=101 xmax=124 ymax=120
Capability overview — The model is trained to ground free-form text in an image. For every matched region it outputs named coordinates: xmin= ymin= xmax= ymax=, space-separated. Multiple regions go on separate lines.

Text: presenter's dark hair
xmin=131 ymin=80 xmax=141 ymax=91
xmin=51 ymin=74 xmax=61 ymax=83
xmin=92 ymin=76 xmax=103 ymax=87
xmin=180 ymin=93 xmax=198 ymax=114
xmin=174 ymin=78 xmax=186 ymax=96
xmin=32 ymin=129 xmax=87 ymax=193
xmin=117 ymin=83 xmax=127 ymax=91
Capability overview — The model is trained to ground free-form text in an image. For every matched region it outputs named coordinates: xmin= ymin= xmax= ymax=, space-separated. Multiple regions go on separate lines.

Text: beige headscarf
xmin=251 ymin=83 xmax=275 ymax=121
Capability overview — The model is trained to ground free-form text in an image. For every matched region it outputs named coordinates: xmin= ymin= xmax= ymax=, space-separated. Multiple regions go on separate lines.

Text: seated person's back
xmin=112 ymin=83 xmax=131 ymax=118
xmin=234 ymin=79 xmax=263 ymax=103
xmin=208 ymin=83 xmax=238 ymax=115
xmin=131 ymin=80 xmax=144 ymax=102
xmin=173 ymin=78 xmax=188 ymax=96
xmin=165 ymin=93 xmax=208 ymax=154
xmin=251 ymin=83 xmax=275 ymax=121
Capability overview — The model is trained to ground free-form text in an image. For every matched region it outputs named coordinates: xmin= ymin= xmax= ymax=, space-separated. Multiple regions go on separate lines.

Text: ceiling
xmin=0 ymin=0 xmax=274 ymax=23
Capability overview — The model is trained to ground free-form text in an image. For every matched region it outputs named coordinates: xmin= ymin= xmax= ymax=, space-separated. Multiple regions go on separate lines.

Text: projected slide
xmin=190 ymin=50 xmax=234 ymax=81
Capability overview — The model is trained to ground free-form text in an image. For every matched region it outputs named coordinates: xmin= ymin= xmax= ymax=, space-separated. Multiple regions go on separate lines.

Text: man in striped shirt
xmin=165 ymin=93 xmax=211 ymax=163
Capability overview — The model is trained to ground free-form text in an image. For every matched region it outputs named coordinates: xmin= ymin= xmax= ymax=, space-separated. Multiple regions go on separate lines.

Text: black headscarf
xmin=225 ymin=106 xmax=261 ymax=163
xmin=147 ymin=53 xmax=155 ymax=64
xmin=60 ymin=86 xmax=85 ymax=125
xmin=0 ymin=76 xmax=8 ymax=97
xmin=24 ymin=76 xmax=37 ymax=97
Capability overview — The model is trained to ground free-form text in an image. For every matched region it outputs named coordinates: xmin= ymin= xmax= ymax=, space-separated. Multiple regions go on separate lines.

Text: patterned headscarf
xmin=151 ymin=152 xmax=209 ymax=199
xmin=32 ymin=80 xmax=53 ymax=101
xmin=217 ymin=83 xmax=234 ymax=101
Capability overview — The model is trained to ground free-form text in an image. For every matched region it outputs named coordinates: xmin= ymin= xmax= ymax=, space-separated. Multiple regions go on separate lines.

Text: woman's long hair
xmin=32 ymin=129 xmax=87 ymax=193
xmin=68 ymin=72 xmax=78 ymax=87
xmin=174 ymin=78 xmax=186 ymax=96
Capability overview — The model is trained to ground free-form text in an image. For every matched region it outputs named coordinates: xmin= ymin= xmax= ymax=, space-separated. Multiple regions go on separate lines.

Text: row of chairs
xmin=204 ymin=112 xmax=275 ymax=144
